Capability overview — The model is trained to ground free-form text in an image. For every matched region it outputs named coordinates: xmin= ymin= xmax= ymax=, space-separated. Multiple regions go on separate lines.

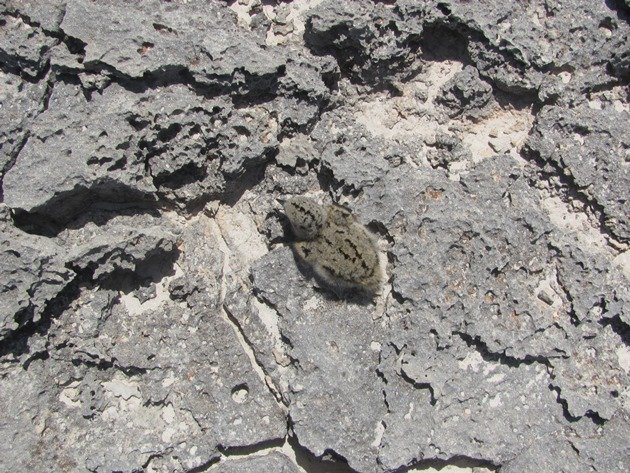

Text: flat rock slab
xmin=0 ymin=0 xmax=628 ymax=472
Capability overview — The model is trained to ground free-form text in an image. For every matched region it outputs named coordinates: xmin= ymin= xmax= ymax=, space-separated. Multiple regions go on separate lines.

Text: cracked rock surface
xmin=1 ymin=1 xmax=628 ymax=472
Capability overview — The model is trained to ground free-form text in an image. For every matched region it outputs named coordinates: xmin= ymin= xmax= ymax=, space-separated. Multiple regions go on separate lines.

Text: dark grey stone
xmin=2 ymin=82 xmax=156 ymax=222
xmin=0 ymin=205 xmax=74 ymax=340
xmin=355 ymin=158 xmax=576 ymax=361
xmin=437 ymin=65 xmax=493 ymax=118
xmin=0 ymin=1 xmax=628 ymax=472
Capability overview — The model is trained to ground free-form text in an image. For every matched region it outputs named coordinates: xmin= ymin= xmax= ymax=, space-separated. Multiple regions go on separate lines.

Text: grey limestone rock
xmin=437 ymin=65 xmax=493 ymax=119
xmin=526 ymin=104 xmax=630 ymax=242
xmin=0 ymin=11 xmax=57 ymax=78
xmin=550 ymin=324 xmax=628 ymax=420
xmin=251 ymin=246 xmax=386 ymax=473
xmin=60 ymin=0 xmax=285 ymax=88
xmin=0 ymin=0 xmax=628 ymax=472
xmin=209 ymin=452 xmax=301 ymax=473
xmin=356 ymin=158 xmax=574 ymax=361
xmin=2 ymin=0 xmax=66 ymax=33
xmin=0 ymin=205 xmax=74 ymax=340
xmin=376 ymin=324 xmax=565 ymax=470
xmin=2 ymin=81 xmax=156 ymax=222
xmin=500 ymin=437 xmax=585 ymax=473
xmin=571 ymin=410 xmax=630 ymax=472
xmin=54 ymin=212 xmax=180 ymax=281
xmin=3 ymin=218 xmax=287 ymax=472
xmin=0 ymin=70 xmax=47 ymax=185
xmin=419 ymin=0 xmax=629 ymax=95
xmin=313 ymin=112 xmax=408 ymax=193
xmin=305 ymin=1 xmax=420 ymax=86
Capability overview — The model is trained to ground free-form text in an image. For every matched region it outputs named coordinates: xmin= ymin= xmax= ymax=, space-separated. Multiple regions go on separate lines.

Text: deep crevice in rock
xmin=11 ymin=202 xmax=162 ymax=238
xmin=0 ymin=270 xmax=82 ymax=361
xmin=548 ymin=384 xmax=584 ymax=424
xmin=288 ymin=431 xmax=358 ymax=473
xmin=394 ymin=454 xmax=499 ymax=473
xmin=398 ymin=369 xmax=437 ymax=406
xmin=185 ymin=455 xmax=221 ymax=473
xmin=218 ymin=437 xmax=286 ymax=458
xmin=454 ymin=331 xmax=553 ymax=368
xmin=599 ymin=314 xmax=630 ymax=346
xmin=9 ymin=186 xmax=159 ymax=237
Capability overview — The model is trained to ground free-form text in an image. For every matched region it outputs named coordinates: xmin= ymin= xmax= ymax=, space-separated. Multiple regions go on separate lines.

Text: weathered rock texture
xmin=1 ymin=1 xmax=628 ymax=472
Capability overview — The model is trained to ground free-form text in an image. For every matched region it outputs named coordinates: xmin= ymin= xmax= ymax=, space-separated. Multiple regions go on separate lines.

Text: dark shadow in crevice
xmin=604 ymin=0 xmax=630 ymax=22
xmin=316 ymin=163 xmax=363 ymax=202
xmin=393 ymin=455 xmax=499 ymax=473
xmin=97 ymin=246 xmax=180 ymax=295
xmin=455 ymin=331 xmax=554 ymax=368
xmin=153 ymin=161 xmax=209 ymax=189
xmin=0 ymin=270 xmax=85 ymax=361
xmin=218 ymin=437 xmax=286 ymax=459
xmin=549 ymin=384 xmax=584 ymax=424
xmin=418 ymin=22 xmax=470 ymax=64
xmin=289 ymin=433 xmax=358 ymax=473
xmin=493 ymin=87 xmax=540 ymax=115
xmin=219 ymin=155 xmax=274 ymax=207
xmin=397 ymin=369 xmax=437 ymax=406
xmin=11 ymin=199 xmax=162 ymax=238
xmin=4 ymin=243 xmax=179 ymax=364
xmin=600 ymin=314 xmax=630 ymax=346
xmin=302 ymin=10 xmax=422 ymax=90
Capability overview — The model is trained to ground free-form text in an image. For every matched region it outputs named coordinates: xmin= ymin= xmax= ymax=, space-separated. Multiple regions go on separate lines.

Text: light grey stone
xmin=251 ymin=247 xmax=386 ymax=473
xmin=210 ymin=452 xmax=301 ymax=473
xmin=550 ymin=324 xmax=628 ymax=420
xmin=2 ymin=0 xmax=66 ymax=33
xmin=1 ymin=219 xmax=287 ymax=472
xmin=0 ymin=1 xmax=628 ymax=472
xmin=572 ymin=410 xmax=630 ymax=473
xmin=376 ymin=324 xmax=565 ymax=470
xmin=0 ymin=70 xmax=47 ymax=183
xmin=58 ymin=213 xmax=179 ymax=281
xmin=60 ymin=0 xmax=285 ymax=87
xmin=526 ymin=105 xmax=630 ymax=242
xmin=500 ymin=437 xmax=585 ymax=473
